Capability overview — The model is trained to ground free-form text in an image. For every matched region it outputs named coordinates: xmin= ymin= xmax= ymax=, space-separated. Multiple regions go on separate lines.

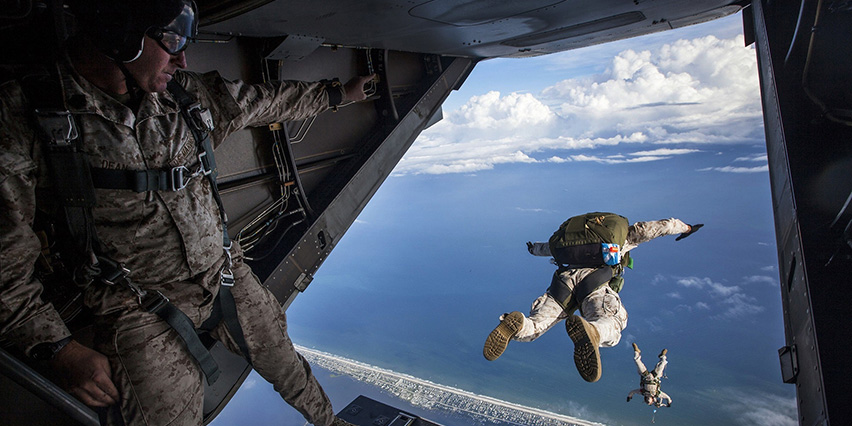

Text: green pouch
xmin=608 ymin=276 xmax=625 ymax=293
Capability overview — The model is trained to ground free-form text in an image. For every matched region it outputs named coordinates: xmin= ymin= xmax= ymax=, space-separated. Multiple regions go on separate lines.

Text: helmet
xmin=70 ymin=0 xmax=197 ymax=62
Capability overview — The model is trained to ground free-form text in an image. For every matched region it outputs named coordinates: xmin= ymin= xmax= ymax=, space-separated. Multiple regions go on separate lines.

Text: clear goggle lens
xmin=149 ymin=29 xmax=190 ymax=55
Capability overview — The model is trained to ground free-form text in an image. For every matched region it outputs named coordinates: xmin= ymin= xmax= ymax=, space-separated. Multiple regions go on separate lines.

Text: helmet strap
xmin=116 ymin=61 xmax=143 ymax=105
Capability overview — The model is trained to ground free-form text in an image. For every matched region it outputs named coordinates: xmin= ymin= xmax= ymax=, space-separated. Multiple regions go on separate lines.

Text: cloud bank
xmin=397 ymin=35 xmax=763 ymax=175
xmin=701 ymin=388 xmax=797 ymax=426
xmin=672 ymin=275 xmax=766 ymax=319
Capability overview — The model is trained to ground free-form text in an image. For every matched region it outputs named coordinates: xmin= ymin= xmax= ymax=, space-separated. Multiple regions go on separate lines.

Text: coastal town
xmin=297 ymin=345 xmax=603 ymax=426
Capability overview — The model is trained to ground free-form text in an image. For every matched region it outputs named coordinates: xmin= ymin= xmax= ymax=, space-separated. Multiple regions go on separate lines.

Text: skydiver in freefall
xmin=626 ymin=343 xmax=672 ymax=408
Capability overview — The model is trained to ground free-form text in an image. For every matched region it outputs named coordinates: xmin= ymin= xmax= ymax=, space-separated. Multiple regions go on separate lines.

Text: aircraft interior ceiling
xmin=197 ymin=0 xmax=745 ymax=58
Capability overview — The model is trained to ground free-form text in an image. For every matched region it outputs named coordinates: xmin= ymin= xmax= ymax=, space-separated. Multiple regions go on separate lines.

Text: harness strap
xmin=217 ymin=285 xmax=251 ymax=363
xmin=167 ymin=79 xmax=251 ymax=364
xmin=546 ymin=269 xmax=575 ymax=311
xmin=90 ymin=257 xmax=223 ymax=385
xmin=166 ymin=80 xmax=230 ymax=248
xmin=547 ymin=267 xmax=613 ymax=311
xmin=25 ymin=72 xmax=102 ymax=284
xmin=199 ymin=285 xmax=252 ymax=365
xmin=90 ymin=166 xmax=198 ymax=192
xmin=573 ymin=267 xmax=614 ymax=304
xmin=143 ymin=291 xmax=221 ymax=385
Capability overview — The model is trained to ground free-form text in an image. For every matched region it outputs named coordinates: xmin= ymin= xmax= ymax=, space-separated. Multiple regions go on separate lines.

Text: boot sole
xmin=483 ymin=311 xmax=524 ymax=361
xmin=566 ymin=315 xmax=602 ymax=382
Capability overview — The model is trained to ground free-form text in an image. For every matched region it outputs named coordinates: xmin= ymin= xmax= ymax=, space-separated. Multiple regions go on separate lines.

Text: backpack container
xmin=548 ymin=212 xmax=630 ymax=268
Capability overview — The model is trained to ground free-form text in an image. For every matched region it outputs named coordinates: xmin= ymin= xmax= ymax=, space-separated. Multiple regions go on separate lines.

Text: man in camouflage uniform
xmin=483 ymin=218 xmax=702 ymax=383
xmin=627 ymin=343 xmax=672 ymax=407
xmin=0 ymin=1 xmax=372 ymax=424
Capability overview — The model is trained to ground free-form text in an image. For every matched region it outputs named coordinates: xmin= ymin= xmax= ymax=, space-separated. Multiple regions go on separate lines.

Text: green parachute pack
xmin=545 ymin=212 xmax=633 ymax=309
xmin=548 ymin=212 xmax=633 ymax=269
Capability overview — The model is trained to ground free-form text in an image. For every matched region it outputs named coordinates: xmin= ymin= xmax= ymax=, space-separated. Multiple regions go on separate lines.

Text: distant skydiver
xmin=482 ymin=213 xmax=702 ymax=382
xmin=627 ymin=343 xmax=672 ymax=408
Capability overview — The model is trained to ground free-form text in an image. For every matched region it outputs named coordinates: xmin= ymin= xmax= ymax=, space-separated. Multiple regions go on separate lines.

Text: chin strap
xmin=115 ymin=61 xmax=144 ymax=102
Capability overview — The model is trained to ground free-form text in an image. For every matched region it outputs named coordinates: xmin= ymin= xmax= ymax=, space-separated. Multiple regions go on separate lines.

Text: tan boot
xmin=565 ymin=315 xmax=602 ymax=382
xmin=659 ymin=348 xmax=667 ymax=358
xmin=632 ymin=342 xmax=640 ymax=353
xmin=483 ymin=311 xmax=524 ymax=361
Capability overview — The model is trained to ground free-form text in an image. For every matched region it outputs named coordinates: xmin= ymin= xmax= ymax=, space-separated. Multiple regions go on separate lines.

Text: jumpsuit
xmin=504 ymin=219 xmax=690 ymax=347
xmin=627 ymin=350 xmax=672 ymax=406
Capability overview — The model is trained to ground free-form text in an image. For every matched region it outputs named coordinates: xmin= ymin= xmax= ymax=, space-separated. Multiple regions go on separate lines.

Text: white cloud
xmin=735 ymin=154 xmax=768 ymax=162
xmin=675 ymin=276 xmax=763 ymax=319
xmin=650 ymin=274 xmax=667 ymax=285
xmin=708 ymin=281 xmax=741 ymax=297
xmin=515 ymin=207 xmax=552 ymax=213
xmin=699 ymin=165 xmax=769 ymax=173
xmin=564 ymin=154 xmax=670 ymax=164
xmin=699 ymin=151 xmax=769 ymax=174
xmin=708 ymin=388 xmax=797 ymax=426
xmin=242 ymin=377 xmax=258 ymax=390
xmin=743 ymin=275 xmax=777 ymax=286
xmin=676 ymin=276 xmax=710 ymax=289
xmin=714 ymin=293 xmax=764 ymax=319
xmin=396 ymin=34 xmax=763 ymax=175
xmin=630 ymin=148 xmax=700 ymax=156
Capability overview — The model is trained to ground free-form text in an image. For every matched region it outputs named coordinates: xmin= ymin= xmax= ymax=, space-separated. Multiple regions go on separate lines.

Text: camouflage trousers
xmin=507 ymin=270 xmax=628 ymax=347
xmin=93 ymin=245 xmax=334 ymax=426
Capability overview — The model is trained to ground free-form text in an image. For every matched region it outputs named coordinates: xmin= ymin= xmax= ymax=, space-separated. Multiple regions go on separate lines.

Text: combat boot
xmin=483 ymin=311 xmax=524 ymax=361
xmin=632 ymin=342 xmax=640 ymax=353
xmin=565 ymin=315 xmax=601 ymax=382
xmin=659 ymin=348 xmax=667 ymax=358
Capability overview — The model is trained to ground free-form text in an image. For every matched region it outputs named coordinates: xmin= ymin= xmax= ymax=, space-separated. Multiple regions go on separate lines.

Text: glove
xmin=526 ymin=241 xmax=534 ymax=254
xmin=676 ymin=223 xmax=703 ymax=241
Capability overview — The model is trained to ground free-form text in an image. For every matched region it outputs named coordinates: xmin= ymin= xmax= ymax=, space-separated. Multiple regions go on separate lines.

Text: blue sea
xmin=216 ymin=150 xmax=797 ymax=426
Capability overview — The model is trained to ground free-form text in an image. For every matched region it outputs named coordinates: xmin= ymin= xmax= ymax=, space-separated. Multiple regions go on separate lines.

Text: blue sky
xmin=213 ymin=12 xmax=797 ymax=426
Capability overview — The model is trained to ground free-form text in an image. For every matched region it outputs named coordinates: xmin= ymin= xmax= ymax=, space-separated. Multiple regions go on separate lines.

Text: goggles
xmin=147 ymin=28 xmax=192 ymax=54
xmin=145 ymin=0 xmax=197 ymax=55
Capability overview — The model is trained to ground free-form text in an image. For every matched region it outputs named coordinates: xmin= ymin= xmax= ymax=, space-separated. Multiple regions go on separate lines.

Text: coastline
xmin=296 ymin=344 xmax=604 ymax=426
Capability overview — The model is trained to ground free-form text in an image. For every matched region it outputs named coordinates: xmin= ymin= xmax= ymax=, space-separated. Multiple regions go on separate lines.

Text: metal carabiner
xmin=220 ymin=243 xmax=235 ymax=286
xmin=34 ymin=109 xmax=79 ymax=146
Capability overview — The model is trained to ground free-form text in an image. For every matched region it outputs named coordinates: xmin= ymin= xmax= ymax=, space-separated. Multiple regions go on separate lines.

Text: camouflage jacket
xmin=0 ymin=57 xmax=336 ymax=355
